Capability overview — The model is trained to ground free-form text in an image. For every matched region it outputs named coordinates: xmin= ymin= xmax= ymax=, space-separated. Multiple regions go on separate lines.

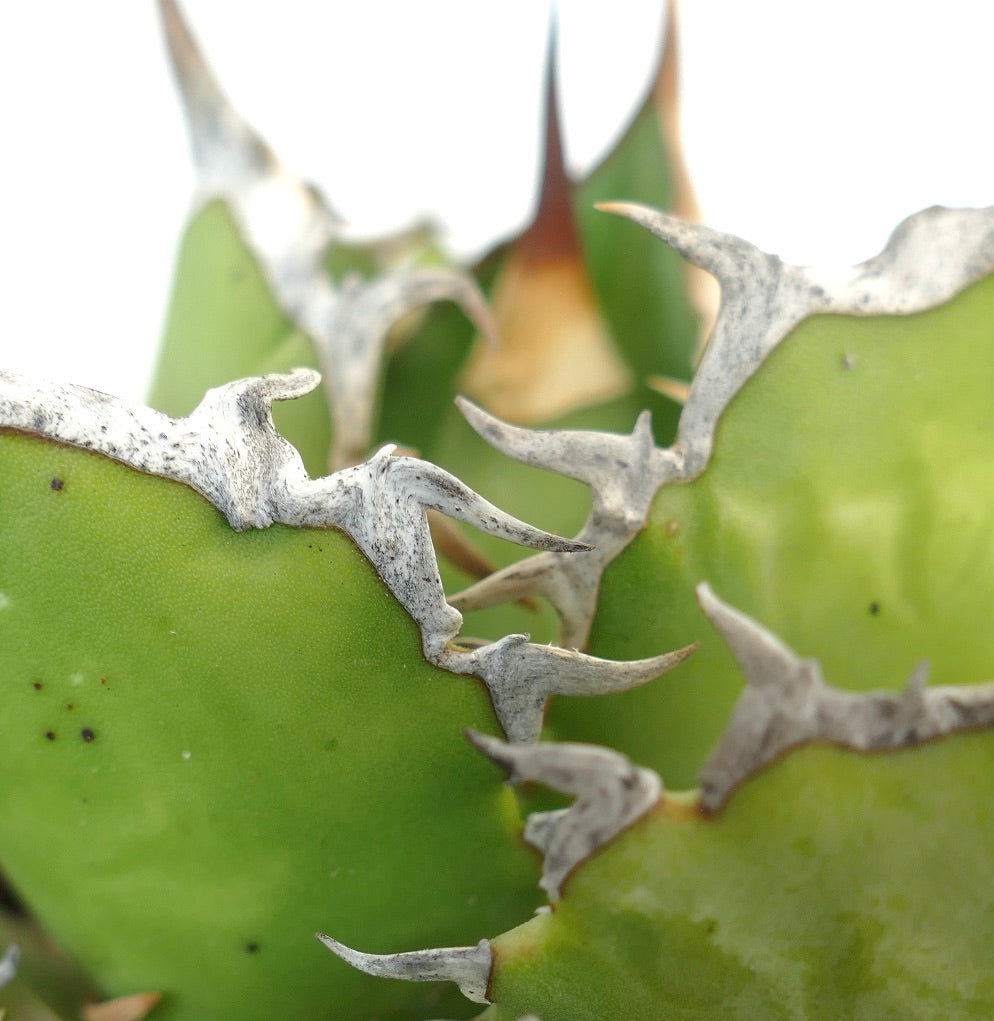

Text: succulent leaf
xmin=575 ymin=3 xmax=702 ymax=386
xmin=0 ymin=422 xmax=543 ymax=1019
xmin=5 ymin=1 xmax=994 ymax=1018
xmin=0 ymin=365 xmax=692 ymax=1016
xmin=551 ymin=209 xmax=994 ymax=786
xmin=484 ymin=730 xmax=994 ymax=1020
xmin=458 ymin=25 xmax=631 ymax=425
xmin=153 ymin=0 xmax=494 ymax=473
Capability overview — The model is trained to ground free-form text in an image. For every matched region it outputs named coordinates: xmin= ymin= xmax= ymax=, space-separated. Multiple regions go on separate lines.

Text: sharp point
xmin=158 ymin=0 xmax=213 ymax=98
xmin=464 ymin=729 xmax=518 ymax=773
xmin=563 ymin=538 xmax=595 ymax=553
xmin=670 ymin=640 xmax=700 ymax=664
xmin=694 ymin=580 xmax=717 ymax=610
xmin=658 ymin=0 xmax=681 ymax=111
xmin=593 ymin=200 xmax=656 ymax=225
xmin=454 ymin=394 xmax=515 ymax=437
xmin=522 ymin=6 xmax=579 ymax=261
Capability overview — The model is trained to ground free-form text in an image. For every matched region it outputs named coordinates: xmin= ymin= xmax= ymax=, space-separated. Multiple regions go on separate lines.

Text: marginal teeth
xmin=443 ymin=636 xmax=696 ymax=744
xmin=600 ymin=202 xmax=994 ymax=479
xmin=315 ymin=933 xmax=492 ymax=1004
xmin=697 ymin=583 xmax=994 ymax=812
xmin=160 ymin=0 xmax=494 ymax=470
xmin=0 ymin=369 xmax=689 ymax=741
xmin=325 ymin=269 xmax=497 ymax=469
xmin=451 ymin=399 xmax=680 ymax=648
xmin=452 ymin=203 xmax=994 ymax=656
xmin=466 ymin=731 xmax=661 ymax=901
xmin=0 ymin=369 xmax=319 ymax=531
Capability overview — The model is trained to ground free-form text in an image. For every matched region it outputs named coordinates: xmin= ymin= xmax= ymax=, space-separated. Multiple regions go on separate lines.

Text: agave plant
xmin=2 ymin=3 xmax=994 ymax=1020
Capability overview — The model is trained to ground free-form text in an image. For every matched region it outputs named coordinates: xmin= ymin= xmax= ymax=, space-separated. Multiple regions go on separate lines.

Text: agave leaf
xmin=0 ymin=365 xmax=689 ymax=1018
xmin=333 ymin=602 xmax=994 ymax=1019
xmin=150 ymin=0 xmax=494 ymax=476
xmin=457 ymin=23 xmax=632 ymax=427
xmin=486 ymin=732 xmax=994 ymax=1019
xmin=565 ymin=268 xmax=994 ymax=787
xmin=0 ymin=430 xmax=543 ymax=1020
xmin=149 ymin=3 xmax=702 ymax=644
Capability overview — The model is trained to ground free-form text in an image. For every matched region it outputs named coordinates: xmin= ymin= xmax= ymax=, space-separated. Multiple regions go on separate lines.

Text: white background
xmin=0 ymin=1 xmax=990 ymax=401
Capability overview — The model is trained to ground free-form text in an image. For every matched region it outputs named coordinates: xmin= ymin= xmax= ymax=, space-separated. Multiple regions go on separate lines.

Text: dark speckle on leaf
xmin=80 ymin=728 xmax=95 ymax=742
xmin=869 ymin=602 xmax=881 ymax=616
xmin=50 ymin=477 xmax=64 ymax=491
xmin=32 ymin=681 xmax=43 ymax=691
xmin=245 ymin=942 xmax=260 ymax=954
xmin=44 ymin=731 xmax=55 ymax=741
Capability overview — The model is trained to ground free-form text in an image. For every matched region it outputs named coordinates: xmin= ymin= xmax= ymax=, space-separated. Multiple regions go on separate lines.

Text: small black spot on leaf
xmin=80 ymin=728 xmax=95 ymax=742
xmin=869 ymin=602 xmax=881 ymax=616
xmin=50 ymin=477 xmax=64 ymax=492
xmin=245 ymin=942 xmax=260 ymax=954
xmin=32 ymin=681 xmax=43 ymax=691
xmin=45 ymin=731 xmax=55 ymax=741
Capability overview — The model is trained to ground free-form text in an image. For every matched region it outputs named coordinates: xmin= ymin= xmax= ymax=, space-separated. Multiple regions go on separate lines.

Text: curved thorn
xmin=696 ymin=582 xmax=815 ymax=690
xmin=449 ymin=557 xmax=560 ymax=612
xmin=466 ymin=732 xmax=661 ymax=900
xmin=454 ymin=639 xmax=696 ymax=744
xmin=698 ymin=584 xmax=994 ymax=812
xmin=600 ymin=202 xmax=994 ymax=479
xmin=387 ymin=457 xmax=590 ymax=555
xmin=456 ymin=396 xmax=676 ymax=496
xmin=316 ymin=933 xmax=492 ymax=1004
xmin=594 ymin=201 xmax=773 ymax=285
xmin=451 ymin=399 xmax=680 ymax=646
xmin=327 ymin=269 xmax=497 ymax=468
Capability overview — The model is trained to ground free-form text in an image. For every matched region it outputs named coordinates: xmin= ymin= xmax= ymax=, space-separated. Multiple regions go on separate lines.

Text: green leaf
xmin=147 ymin=200 xmax=329 ymax=474
xmin=577 ymin=85 xmax=698 ymax=405
xmin=0 ymin=433 xmax=540 ymax=1020
xmin=560 ymin=271 xmax=994 ymax=787
xmin=488 ymin=734 xmax=994 ymax=1020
